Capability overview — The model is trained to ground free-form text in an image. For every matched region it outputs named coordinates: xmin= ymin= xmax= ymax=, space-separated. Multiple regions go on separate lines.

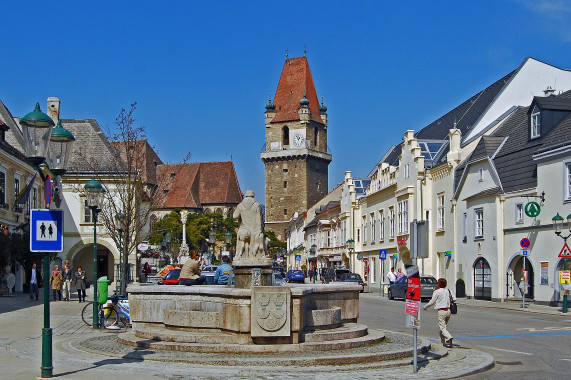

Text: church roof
xmin=155 ymin=161 xmax=243 ymax=209
xmin=271 ymin=56 xmax=324 ymax=124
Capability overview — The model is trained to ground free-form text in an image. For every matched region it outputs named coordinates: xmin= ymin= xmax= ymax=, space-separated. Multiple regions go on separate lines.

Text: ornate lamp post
xmin=165 ymin=231 xmax=172 ymax=261
xmin=225 ymin=231 xmax=232 ymax=256
xmin=209 ymin=231 xmax=217 ymax=264
xmin=552 ymin=212 xmax=571 ymax=313
xmin=84 ymin=177 xmax=105 ymax=328
xmin=20 ymin=103 xmax=75 ymax=378
xmin=115 ymin=212 xmax=126 ymax=295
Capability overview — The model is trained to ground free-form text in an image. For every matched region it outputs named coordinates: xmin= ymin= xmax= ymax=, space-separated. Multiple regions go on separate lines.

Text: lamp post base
xmin=41 ymin=327 xmax=52 ymax=377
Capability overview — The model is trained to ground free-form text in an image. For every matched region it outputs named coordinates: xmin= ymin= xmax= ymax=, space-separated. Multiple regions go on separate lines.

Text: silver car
xmin=201 ymin=265 xmax=218 ymax=285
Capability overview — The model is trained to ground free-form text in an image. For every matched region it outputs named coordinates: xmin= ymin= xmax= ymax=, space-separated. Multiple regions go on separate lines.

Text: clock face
xmin=293 ymin=133 xmax=304 ymax=147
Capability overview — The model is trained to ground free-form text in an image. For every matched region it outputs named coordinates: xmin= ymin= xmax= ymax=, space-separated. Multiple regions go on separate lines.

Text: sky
xmin=2 ymin=1 xmax=571 ymax=203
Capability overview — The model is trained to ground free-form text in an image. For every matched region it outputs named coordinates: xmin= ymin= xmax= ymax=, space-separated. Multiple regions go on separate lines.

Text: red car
xmin=158 ymin=269 xmax=181 ymax=285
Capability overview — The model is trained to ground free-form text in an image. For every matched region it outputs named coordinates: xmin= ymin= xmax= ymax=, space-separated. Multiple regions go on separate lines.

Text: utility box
xmin=97 ymin=276 xmax=111 ymax=305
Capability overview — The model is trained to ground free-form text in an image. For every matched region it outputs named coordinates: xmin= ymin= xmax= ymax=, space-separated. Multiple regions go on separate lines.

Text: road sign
xmin=520 ymin=238 xmax=531 ymax=249
xmin=30 ymin=209 xmax=64 ymax=252
xmin=559 ymin=243 xmax=571 ymax=258
xmin=524 ymin=202 xmax=540 ymax=217
xmin=362 ymin=257 xmax=369 ymax=263
xmin=357 ymin=253 xmax=363 ymax=260
xmin=295 ymin=254 xmax=301 ymax=261
xmin=379 ymin=249 xmax=387 ymax=260
xmin=521 ymin=249 xmax=530 ymax=257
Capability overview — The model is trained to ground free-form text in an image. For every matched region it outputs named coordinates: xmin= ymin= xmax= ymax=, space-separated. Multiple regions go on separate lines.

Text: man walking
xmin=28 ymin=262 xmax=41 ymax=301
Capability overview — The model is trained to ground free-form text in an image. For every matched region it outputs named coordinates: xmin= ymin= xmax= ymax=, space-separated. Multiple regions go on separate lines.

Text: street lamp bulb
xmin=553 ymin=213 xmax=564 ymax=235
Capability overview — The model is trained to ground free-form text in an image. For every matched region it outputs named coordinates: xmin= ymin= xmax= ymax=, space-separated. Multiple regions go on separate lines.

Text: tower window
xmin=284 ymin=208 xmax=287 ymax=216
xmin=314 ymin=127 xmax=318 ymax=148
xmin=283 ymin=126 xmax=289 ymax=146
xmin=284 ymin=181 xmax=287 ymax=189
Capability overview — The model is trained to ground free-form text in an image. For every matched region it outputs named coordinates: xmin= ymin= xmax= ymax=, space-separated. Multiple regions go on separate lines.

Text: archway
xmin=67 ymin=240 xmax=117 ymax=283
xmin=508 ymin=255 xmax=534 ymax=299
xmin=473 ymin=257 xmax=492 ymax=300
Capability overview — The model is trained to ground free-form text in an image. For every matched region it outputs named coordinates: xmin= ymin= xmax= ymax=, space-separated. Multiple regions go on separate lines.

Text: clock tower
xmin=261 ymin=56 xmax=332 ymax=240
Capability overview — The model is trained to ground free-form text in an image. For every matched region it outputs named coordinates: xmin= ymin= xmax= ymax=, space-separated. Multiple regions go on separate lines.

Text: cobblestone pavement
xmin=0 ymin=292 xmax=494 ymax=379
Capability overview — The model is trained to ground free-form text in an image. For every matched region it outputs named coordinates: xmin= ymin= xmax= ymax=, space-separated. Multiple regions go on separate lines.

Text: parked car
xmin=158 ymin=268 xmax=181 ymax=285
xmin=334 ymin=268 xmax=351 ymax=281
xmin=273 ymin=272 xmax=286 ymax=286
xmin=286 ymin=269 xmax=305 ymax=283
xmin=338 ymin=272 xmax=365 ymax=292
xmin=202 ymin=265 xmax=218 ymax=285
xmin=387 ymin=275 xmax=438 ymax=300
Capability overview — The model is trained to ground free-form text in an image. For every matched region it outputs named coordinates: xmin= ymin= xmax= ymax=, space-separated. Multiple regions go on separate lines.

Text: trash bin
xmin=97 ymin=276 xmax=111 ymax=305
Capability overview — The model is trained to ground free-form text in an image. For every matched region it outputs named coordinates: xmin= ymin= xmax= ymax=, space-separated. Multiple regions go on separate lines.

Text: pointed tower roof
xmin=271 ymin=56 xmax=324 ymax=124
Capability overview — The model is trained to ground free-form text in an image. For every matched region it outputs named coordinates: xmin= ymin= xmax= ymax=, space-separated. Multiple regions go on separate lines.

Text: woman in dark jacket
xmin=72 ymin=266 xmax=87 ymax=303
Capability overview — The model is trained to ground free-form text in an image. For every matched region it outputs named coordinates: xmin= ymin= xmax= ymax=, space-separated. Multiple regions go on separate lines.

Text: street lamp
xmin=115 ymin=212 xmax=126 ymax=296
xmin=552 ymin=212 xmax=571 ymax=313
xmin=20 ymin=103 xmax=74 ymax=378
xmin=225 ymin=231 xmax=232 ymax=258
xmin=85 ymin=177 xmax=105 ymax=328
xmin=209 ymin=231 xmax=217 ymax=264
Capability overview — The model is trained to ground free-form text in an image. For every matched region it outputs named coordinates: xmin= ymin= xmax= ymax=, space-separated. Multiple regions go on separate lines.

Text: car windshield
xmin=421 ymin=277 xmax=438 ymax=284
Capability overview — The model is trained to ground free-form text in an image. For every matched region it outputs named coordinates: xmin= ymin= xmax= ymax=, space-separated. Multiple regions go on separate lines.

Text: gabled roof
xmin=379 ymin=70 xmax=516 ymax=169
xmin=155 ymin=161 xmax=243 ymax=209
xmin=532 ymin=95 xmax=571 ymax=112
xmin=271 ymin=56 xmax=324 ymax=124
xmin=111 ymin=140 xmax=163 ymax=186
xmin=470 ymin=136 xmax=506 ymax=161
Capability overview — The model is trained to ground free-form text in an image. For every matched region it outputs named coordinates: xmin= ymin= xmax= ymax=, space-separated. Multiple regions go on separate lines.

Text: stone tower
xmin=261 ymin=56 xmax=332 ymax=240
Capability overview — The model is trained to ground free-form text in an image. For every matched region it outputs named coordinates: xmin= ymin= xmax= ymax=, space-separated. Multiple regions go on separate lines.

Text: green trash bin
xmin=97 ymin=276 xmax=111 ymax=305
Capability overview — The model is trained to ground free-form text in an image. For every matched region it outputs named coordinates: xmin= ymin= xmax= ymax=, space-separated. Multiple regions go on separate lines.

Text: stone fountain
xmin=119 ymin=190 xmax=383 ymax=352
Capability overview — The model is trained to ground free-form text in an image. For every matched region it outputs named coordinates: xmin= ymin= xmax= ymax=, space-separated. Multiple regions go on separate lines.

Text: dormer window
xmin=530 ymin=106 xmax=540 ymax=139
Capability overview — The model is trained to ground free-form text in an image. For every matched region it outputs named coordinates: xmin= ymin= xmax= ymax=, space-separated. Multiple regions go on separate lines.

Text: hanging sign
xmin=524 ymin=202 xmax=540 ymax=217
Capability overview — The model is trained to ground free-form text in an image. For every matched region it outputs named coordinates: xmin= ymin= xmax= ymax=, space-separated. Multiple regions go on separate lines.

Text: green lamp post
xmin=85 ymin=177 xmax=105 ymax=327
xmin=552 ymin=212 xmax=571 ymax=313
xmin=209 ymin=231 xmax=217 ymax=263
xmin=20 ymin=103 xmax=75 ymax=378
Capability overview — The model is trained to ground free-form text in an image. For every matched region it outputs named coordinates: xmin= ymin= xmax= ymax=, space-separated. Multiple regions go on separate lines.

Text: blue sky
xmin=2 ymin=1 xmax=571 ymax=202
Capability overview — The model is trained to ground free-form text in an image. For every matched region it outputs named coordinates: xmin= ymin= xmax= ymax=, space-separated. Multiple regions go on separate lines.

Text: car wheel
xmin=388 ymin=289 xmax=394 ymax=300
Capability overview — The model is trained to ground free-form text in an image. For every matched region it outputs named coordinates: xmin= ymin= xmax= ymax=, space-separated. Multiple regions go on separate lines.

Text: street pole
xmin=563 ymin=258 xmax=568 ymax=313
xmin=91 ymin=207 xmax=99 ymax=328
xmin=41 ymin=251 xmax=52 ymax=378
xmin=412 ymin=220 xmax=418 ymax=374
xmin=522 ymin=258 xmax=526 ymax=309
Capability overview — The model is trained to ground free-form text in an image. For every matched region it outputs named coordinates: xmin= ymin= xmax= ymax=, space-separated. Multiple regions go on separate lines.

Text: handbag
xmin=448 ymin=289 xmax=457 ymax=314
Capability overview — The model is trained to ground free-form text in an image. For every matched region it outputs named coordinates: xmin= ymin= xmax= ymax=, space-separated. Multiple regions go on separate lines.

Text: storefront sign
xmin=524 ymin=201 xmax=540 ymax=217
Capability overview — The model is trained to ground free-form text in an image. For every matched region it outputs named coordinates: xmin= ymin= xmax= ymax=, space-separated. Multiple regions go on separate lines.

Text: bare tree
xmin=74 ymin=103 xmax=189 ymax=294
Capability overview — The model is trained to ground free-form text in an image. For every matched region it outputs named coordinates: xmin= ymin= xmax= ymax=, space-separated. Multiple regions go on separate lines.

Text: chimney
xmin=543 ymin=86 xmax=556 ymax=97
xmin=47 ymin=97 xmax=60 ymax=123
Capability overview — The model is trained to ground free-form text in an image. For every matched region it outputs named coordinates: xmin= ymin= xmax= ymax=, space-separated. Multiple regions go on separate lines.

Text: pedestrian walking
xmin=72 ymin=266 xmax=87 ymax=303
xmin=423 ymin=278 xmax=456 ymax=347
xmin=50 ymin=265 xmax=63 ymax=301
xmin=62 ymin=260 xmax=73 ymax=301
xmin=27 ymin=262 xmax=42 ymax=301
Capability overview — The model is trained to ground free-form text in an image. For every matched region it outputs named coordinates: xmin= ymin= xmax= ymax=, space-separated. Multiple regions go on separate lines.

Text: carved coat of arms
xmin=251 ymin=287 xmax=290 ymax=337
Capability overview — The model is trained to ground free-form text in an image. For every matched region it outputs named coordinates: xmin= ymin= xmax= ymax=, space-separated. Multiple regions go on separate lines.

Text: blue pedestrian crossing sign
xmin=379 ymin=249 xmax=387 ymax=260
xmin=30 ymin=209 xmax=64 ymax=252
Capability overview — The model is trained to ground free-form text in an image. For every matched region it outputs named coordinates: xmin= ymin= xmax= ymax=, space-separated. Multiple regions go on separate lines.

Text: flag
xmin=14 ymin=173 xmax=37 ymax=208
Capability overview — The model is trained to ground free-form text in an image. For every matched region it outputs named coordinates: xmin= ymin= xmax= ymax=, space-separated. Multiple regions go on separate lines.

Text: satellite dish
xmin=6 ymin=273 xmax=15 ymax=289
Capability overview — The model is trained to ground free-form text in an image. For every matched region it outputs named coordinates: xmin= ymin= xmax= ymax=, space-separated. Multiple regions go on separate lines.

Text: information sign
xmin=559 ymin=270 xmax=570 ymax=283
xmin=30 ymin=209 xmax=64 ymax=252
xmin=405 ymin=299 xmax=420 ymax=316
xmin=295 ymin=255 xmax=301 ymax=261
xmin=521 ymin=249 xmax=530 ymax=257
xmin=379 ymin=249 xmax=387 ymax=260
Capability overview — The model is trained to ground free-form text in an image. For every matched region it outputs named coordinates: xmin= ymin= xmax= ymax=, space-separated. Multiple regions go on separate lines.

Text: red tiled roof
xmin=155 ymin=161 xmax=243 ymax=209
xmin=271 ymin=56 xmax=323 ymax=124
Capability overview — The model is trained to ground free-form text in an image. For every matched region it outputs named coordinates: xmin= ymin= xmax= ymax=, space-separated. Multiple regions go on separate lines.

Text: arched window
xmin=283 ymin=126 xmax=289 ymax=146
xmin=314 ymin=127 xmax=318 ymax=148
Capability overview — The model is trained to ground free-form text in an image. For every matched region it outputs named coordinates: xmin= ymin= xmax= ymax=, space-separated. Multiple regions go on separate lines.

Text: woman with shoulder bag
xmin=423 ymin=278 xmax=456 ymax=348
xmin=72 ymin=266 xmax=87 ymax=303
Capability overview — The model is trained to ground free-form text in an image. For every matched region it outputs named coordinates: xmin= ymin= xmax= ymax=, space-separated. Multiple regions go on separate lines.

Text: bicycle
xmin=81 ymin=293 xmax=130 ymax=328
